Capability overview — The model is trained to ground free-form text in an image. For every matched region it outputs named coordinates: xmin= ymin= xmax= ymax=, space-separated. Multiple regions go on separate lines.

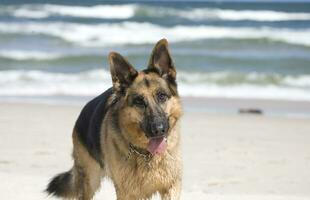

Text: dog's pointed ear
xmin=148 ymin=38 xmax=176 ymax=80
xmin=109 ymin=52 xmax=138 ymax=92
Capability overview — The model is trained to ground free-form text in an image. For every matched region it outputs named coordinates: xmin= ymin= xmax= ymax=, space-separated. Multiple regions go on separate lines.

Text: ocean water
xmin=0 ymin=1 xmax=310 ymax=101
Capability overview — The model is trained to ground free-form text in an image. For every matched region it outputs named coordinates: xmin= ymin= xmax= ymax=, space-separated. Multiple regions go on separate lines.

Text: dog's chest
xmin=110 ymin=156 xmax=178 ymax=195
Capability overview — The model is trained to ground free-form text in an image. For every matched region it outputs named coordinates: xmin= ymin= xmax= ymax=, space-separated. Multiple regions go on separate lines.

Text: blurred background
xmin=1 ymin=1 xmax=310 ymax=199
xmin=0 ymin=0 xmax=310 ymax=113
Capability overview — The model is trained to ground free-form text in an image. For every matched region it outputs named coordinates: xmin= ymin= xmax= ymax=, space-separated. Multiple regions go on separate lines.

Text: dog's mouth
xmin=147 ymin=135 xmax=167 ymax=155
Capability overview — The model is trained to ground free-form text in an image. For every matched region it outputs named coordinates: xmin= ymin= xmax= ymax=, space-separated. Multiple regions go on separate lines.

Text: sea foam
xmin=177 ymin=8 xmax=310 ymax=21
xmin=1 ymin=69 xmax=310 ymax=101
xmin=0 ymin=50 xmax=61 ymax=60
xmin=9 ymin=4 xmax=310 ymax=22
xmin=12 ymin=4 xmax=136 ymax=19
xmin=0 ymin=22 xmax=309 ymax=47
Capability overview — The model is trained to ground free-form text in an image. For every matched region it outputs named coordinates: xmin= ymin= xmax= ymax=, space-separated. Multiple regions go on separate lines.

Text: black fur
xmin=141 ymin=102 xmax=169 ymax=138
xmin=166 ymin=75 xmax=178 ymax=96
xmin=46 ymin=170 xmax=73 ymax=197
xmin=144 ymin=78 xmax=150 ymax=88
xmin=143 ymin=67 xmax=160 ymax=75
xmin=143 ymin=67 xmax=178 ymax=96
xmin=111 ymin=107 xmax=121 ymax=133
xmin=74 ymin=87 xmax=113 ymax=167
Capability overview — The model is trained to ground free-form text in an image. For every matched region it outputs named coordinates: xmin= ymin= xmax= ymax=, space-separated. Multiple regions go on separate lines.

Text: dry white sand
xmin=0 ymin=103 xmax=310 ymax=200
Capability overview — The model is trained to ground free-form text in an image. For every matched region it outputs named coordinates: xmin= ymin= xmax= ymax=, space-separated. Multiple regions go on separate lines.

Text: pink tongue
xmin=147 ymin=137 xmax=167 ymax=155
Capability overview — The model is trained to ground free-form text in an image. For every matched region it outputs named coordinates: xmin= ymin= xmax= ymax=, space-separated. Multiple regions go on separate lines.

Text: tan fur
xmin=69 ymin=73 xmax=182 ymax=200
xmin=71 ymin=131 xmax=104 ymax=200
xmin=50 ymin=39 xmax=182 ymax=200
xmin=103 ymin=72 xmax=182 ymax=200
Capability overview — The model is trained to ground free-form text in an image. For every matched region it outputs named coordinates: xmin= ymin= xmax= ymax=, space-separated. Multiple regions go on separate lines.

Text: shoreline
xmin=1 ymin=95 xmax=310 ymax=118
xmin=182 ymin=97 xmax=310 ymax=118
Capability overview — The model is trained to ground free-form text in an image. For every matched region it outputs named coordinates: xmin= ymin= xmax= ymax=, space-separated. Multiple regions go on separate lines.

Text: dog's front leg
xmin=160 ymin=181 xmax=181 ymax=200
xmin=115 ymin=187 xmax=137 ymax=200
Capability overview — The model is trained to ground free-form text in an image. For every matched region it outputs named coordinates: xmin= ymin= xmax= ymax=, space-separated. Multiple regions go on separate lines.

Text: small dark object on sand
xmin=239 ymin=108 xmax=263 ymax=115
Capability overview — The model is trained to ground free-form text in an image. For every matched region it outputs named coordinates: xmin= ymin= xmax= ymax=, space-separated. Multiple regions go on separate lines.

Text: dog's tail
xmin=46 ymin=169 xmax=75 ymax=198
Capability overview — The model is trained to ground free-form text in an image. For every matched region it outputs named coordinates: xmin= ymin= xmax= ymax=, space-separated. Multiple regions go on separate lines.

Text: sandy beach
xmin=1 ymin=0 xmax=310 ymax=199
xmin=0 ymin=102 xmax=309 ymax=200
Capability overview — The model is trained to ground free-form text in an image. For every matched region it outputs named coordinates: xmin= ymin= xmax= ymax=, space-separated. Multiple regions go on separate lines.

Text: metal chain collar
xmin=127 ymin=143 xmax=153 ymax=163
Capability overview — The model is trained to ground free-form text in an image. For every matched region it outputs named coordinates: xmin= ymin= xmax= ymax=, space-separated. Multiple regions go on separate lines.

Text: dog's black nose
xmin=150 ymin=118 xmax=168 ymax=136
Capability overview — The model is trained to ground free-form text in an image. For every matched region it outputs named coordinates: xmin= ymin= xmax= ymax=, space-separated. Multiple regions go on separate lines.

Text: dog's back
xmin=75 ymin=87 xmax=113 ymax=167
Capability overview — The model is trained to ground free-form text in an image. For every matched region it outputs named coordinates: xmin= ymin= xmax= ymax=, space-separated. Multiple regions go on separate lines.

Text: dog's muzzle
xmin=143 ymin=116 xmax=169 ymax=138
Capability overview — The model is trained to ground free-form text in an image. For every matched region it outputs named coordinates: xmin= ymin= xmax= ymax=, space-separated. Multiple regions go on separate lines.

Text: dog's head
xmin=109 ymin=39 xmax=182 ymax=155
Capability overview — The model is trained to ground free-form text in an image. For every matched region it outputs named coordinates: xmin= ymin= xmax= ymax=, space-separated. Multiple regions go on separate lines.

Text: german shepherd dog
xmin=46 ymin=39 xmax=182 ymax=200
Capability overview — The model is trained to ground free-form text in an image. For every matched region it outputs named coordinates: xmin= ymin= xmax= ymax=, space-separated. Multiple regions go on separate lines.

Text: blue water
xmin=0 ymin=1 xmax=310 ymax=100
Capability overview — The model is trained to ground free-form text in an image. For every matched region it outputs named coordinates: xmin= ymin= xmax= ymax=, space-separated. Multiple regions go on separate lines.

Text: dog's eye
xmin=133 ymin=96 xmax=146 ymax=107
xmin=157 ymin=92 xmax=168 ymax=103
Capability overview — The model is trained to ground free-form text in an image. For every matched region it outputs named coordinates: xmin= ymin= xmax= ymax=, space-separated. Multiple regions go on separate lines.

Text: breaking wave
xmin=169 ymin=8 xmax=310 ymax=21
xmin=11 ymin=4 xmax=136 ymax=19
xmin=0 ymin=50 xmax=62 ymax=60
xmin=1 ymin=69 xmax=310 ymax=101
xmin=0 ymin=22 xmax=309 ymax=47
xmin=6 ymin=4 xmax=310 ymax=22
